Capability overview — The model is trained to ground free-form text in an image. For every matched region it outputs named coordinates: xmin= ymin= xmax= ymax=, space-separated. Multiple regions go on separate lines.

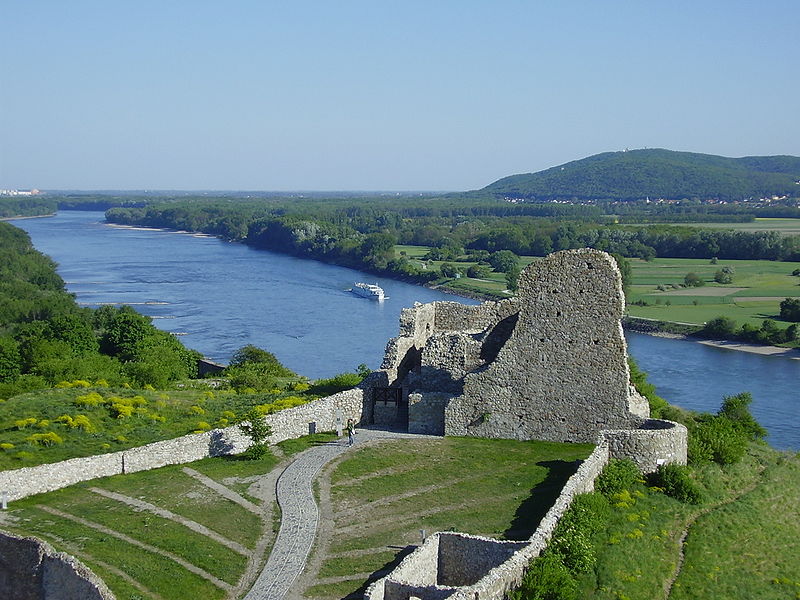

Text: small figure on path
xmin=347 ymin=418 xmax=355 ymax=446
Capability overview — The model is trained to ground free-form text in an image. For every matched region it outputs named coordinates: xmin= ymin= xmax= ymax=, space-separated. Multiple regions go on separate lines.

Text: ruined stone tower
xmin=364 ymin=248 xmax=648 ymax=442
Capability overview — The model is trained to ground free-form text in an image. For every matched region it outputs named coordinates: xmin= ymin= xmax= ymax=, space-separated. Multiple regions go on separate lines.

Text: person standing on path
xmin=346 ymin=418 xmax=355 ymax=446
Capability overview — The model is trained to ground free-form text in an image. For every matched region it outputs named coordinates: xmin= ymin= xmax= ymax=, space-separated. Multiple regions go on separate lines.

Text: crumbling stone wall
xmin=374 ymin=249 xmax=645 ymax=442
xmin=446 ymin=249 xmax=641 ymax=442
xmin=0 ymin=531 xmax=114 ymax=600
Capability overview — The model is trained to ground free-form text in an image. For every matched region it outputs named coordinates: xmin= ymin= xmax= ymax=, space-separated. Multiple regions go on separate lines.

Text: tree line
xmin=105 ymin=199 xmax=800 ymax=272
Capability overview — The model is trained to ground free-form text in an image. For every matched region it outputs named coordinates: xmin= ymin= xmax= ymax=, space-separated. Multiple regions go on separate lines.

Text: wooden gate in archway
xmin=372 ymin=386 xmax=407 ymax=429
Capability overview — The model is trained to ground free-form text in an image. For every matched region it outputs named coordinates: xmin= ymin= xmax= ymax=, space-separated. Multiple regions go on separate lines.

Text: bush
xmin=596 ymin=459 xmax=642 ymax=497
xmin=703 ymin=316 xmax=737 ymax=338
xmin=719 ymin=392 xmax=766 ymax=441
xmin=26 ymin=431 xmax=63 ymax=446
xmin=684 ymin=272 xmax=705 ymax=287
xmin=690 ymin=416 xmax=748 ymax=465
xmin=509 ymin=553 xmax=577 ymax=600
xmin=648 ymin=463 xmax=702 ymax=504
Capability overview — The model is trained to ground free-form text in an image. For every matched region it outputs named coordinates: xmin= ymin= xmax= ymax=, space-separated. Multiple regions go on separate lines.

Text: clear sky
xmin=1 ymin=1 xmax=798 ymax=191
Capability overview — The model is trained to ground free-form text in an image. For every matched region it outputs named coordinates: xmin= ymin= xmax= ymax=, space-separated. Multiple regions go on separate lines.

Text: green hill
xmin=479 ymin=149 xmax=800 ymax=202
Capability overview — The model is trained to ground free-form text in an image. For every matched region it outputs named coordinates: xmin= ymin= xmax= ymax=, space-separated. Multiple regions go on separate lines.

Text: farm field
xmin=648 ymin=218 xmax=800 ymax=236
xmin=626 ymin=257 xmax=800 ymax=327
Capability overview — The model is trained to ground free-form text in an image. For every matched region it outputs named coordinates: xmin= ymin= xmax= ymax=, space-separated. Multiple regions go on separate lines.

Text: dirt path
xmin=662 ymin=466 xmax=767 ymax=599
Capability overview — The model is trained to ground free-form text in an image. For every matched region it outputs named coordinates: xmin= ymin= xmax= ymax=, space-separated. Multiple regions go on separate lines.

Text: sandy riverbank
xmin=697 ymin=339 xmax=800 ymax=359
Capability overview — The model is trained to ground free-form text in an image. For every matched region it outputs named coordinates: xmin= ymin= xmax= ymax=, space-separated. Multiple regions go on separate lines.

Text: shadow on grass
xmin=341 ymin=545 xmax=417 ymax=600
xmin=502 ymin=459 xmax=582 ymax=541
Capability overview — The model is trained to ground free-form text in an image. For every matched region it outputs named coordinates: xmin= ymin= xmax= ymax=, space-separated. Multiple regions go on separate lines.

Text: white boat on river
xmin=351 ymin=282 xmax=386 ymax=300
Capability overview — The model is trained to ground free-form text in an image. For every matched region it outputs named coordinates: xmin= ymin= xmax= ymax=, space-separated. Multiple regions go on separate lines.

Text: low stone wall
xmin=604 ymin=418 xmax=688 ymax=473
xmin=0 ymin=531 xmax=114 ymax=600
xmin=408 ymin=392 xmax=449 ymax=435
xmin=0 ymin=388 xmax=366 ymax=502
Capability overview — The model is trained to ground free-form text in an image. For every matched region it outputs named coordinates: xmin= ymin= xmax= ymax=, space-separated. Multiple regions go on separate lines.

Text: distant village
xmin=0 ymin=188 xmax=41 ymax=197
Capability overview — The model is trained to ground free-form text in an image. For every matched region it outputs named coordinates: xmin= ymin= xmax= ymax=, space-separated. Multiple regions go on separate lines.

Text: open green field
xmin=626 ymin=257 xmax=800 ymax=327
xmin=395 ymin=245 xmax=800 ymax=330
xmin=2 ymin=429 xmax=797 ymax=600
xmin=649 ymin=218 xmax=800 ymax=236
xmin=0 ymin=452 xmax=283 ymax=600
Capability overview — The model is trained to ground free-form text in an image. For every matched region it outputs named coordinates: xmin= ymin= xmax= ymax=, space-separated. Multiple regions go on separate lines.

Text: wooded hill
xmin=476 ymin=149 xmax=800 ymax=202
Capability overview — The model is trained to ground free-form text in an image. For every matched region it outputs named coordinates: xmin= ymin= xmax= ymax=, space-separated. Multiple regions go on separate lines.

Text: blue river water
xmin=11 ymin=211 xmax=800 ymax=449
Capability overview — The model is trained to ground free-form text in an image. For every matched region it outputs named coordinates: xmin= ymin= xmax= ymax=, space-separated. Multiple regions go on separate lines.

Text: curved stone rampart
xmin=366 ymin=419 xmax=687 ymax=600
xmin=0 ymin=531 xmax=114 ymax=600
xmin=603 ymin=418 xmax=688 ymax=473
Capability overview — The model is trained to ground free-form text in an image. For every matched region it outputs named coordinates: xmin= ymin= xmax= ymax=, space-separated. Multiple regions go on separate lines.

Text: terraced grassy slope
xmin=302 ymin=437 xmax=594 ymax=600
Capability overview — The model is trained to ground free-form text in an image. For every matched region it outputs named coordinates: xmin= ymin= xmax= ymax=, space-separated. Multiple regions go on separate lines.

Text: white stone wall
xmin=0 ymin=388 xmax=366 ymax=502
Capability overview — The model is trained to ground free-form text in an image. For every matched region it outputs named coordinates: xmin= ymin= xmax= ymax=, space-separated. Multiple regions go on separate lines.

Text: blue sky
xmin=1 ymin=1 xmax=798 ymax=191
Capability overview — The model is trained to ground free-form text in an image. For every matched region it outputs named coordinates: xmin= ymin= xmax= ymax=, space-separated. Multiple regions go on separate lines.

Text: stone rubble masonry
xmin=0 ymin=388 xmax=366 ymax=503
xmin=0 ymin=531 xmax=114 ymax=600
xmin=365 ymin=420 xmax=688 ymax=600
xmin=375 ymin=250 xmax=645 ymax=444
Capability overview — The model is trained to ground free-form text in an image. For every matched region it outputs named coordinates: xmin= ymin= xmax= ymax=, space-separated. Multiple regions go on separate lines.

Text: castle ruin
xmin=363 ymin=248 xmax=650 ymax=442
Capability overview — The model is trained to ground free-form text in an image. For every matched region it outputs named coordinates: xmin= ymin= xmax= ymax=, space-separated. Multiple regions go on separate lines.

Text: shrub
xmin=0 ymin=443 xmax=15 ymax=451
xmin=111 ymin=403 xmax=134 ymax=418
xmin=719 ymin=392 xmax=766 ymax=441
xmin=14 ymin=417 xmax=38 ymax=430
xmin=648 ymin=463 xmax=702 ymax=504
xmin=684 ymin=272 xmax=705 ymax=287
xmin=690 ymin=416 xmax=748 ymax=465
xmin=703 ymin=316 xmax=737 ymax=338
xmin=74 ymin=392 xmax=104 ymax=407
xmin=238 ymin=408 xmax=272 ymax=460
xmin=510 ymin=552 xmax=577 ymax=600
xmin=26 ymin=431 xmax=63 ymax=446
xmin=547 ymin=493 xmax=610 ymax=575
xmin=596 ymin=459 xmax=642 ymax=497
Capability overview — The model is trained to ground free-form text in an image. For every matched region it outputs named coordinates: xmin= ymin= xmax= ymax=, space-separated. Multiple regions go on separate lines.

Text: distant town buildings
xmin=0 ymin=188 xmax=41 ymax=196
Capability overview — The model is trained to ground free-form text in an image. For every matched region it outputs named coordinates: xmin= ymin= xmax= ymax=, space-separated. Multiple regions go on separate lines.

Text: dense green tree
xmin=780 ymin=298 xmax=800 ymax=322
xmin=487 ymin=250 xmax=519 ymax=273
xmin=0 ymin=336 xmax=21 ymax=382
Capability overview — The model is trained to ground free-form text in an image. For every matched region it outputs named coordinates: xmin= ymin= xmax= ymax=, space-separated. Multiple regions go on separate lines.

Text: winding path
xmin=243 ymin=429 xmax=421 ymax=600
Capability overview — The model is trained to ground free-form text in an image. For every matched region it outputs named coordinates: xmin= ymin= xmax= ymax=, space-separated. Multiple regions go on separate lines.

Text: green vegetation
xmin=510 ymin=393 xmax=797 ymax=600
xmin=479 ymin=149 xmax=800 ymax=202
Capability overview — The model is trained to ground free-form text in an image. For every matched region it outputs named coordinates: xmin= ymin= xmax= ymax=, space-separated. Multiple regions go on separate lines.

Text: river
xmin=11 ymin=211 xmax=800 ymax=450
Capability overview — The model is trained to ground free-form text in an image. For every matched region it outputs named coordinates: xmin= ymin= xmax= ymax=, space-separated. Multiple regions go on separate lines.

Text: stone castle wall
xmin=445 ymin=250 xmax=641 ymax=443
xmin=0 ymin=531 xmax=114 ymax=600
xmin=0 ymin=388 xmax=365 ymax=502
